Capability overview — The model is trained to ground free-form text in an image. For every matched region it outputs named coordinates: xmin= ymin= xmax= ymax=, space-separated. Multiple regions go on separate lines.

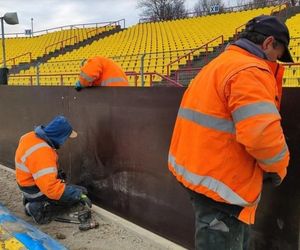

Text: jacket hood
xmin=34 ymin=116 xmax=73 ymax=149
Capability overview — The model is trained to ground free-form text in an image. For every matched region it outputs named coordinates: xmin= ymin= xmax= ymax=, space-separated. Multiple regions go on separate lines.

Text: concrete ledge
xmin=92 ymin=205 xmax=186 ymax=250
xmin=0 ymin=164 xmax=14 ymax=174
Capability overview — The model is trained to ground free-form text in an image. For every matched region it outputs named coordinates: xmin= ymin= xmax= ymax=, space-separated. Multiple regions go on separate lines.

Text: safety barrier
xmin=283 ymin=63 xmax=300 ymax=86
xmin=0 ymin=86 xmax=300 ymax=249
xmin=1 ymin=19 xmax=126 ymax=38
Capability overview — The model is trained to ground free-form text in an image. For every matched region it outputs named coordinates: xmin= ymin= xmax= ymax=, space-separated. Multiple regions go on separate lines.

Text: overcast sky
xmin=0 ymin=0 xmax=235 ymax=34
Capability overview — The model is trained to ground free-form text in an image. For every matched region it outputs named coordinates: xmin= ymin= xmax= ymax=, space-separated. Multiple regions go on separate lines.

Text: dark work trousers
xmin=187 ymin=188 xmax=250 ymax=250
xmin=22 ymin=184 xmax=86 ymax=224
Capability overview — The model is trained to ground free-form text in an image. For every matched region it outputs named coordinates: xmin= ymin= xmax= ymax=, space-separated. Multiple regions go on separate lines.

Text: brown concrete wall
xmin=0 ymin=86 xmax=299 ymax=249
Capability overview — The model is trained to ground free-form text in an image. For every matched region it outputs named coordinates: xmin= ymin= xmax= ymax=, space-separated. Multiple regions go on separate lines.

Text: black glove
xmin=75 ymin=80 xmax=83 ymax=91
xmin=57 ymin=169 xmax=67 ymax=181
xmin=80 ymin=194 xmax=92 ymax=208
xmin=263 ymin=173 xmax=282 ymax=187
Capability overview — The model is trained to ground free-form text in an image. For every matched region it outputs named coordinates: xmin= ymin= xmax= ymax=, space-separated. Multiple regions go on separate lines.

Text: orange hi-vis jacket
xmin=168 ymin=45 xmax=289 ymax=225
xmin=15 ymin=132 xmax=65 ymax=200
xmin=79 ymin=56 xmax=129 ymax=87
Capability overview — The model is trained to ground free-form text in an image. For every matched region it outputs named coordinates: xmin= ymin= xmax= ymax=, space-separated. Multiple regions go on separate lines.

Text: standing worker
xmin=15 ymin=116 xmax=92 ymax=224
xmin=74 ymin=56 xmax=129 ymax=90
xmin=168 ymin=15 xmax=292 ymax=250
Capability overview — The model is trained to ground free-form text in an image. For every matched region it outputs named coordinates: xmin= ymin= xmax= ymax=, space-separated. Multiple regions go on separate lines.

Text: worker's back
xmin=79 ymin=56 xmax=129 ymax=87
xmin=15 ymin=131 xmax=64 ymax=200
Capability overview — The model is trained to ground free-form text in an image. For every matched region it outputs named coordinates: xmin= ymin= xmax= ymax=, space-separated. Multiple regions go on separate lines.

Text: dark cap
xmin=245 ymin=15 xmax=293 ymax=63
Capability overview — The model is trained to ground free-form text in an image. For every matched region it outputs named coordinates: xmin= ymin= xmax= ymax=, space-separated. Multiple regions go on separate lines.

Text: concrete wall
xmin=0 ymin=86 xmax=299 ymax=249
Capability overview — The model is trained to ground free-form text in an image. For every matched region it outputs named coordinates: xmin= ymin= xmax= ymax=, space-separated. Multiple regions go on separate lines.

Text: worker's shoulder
xmin=222 ymin=46 xmax=269 ymax=71
xmin=20 ymin=131 xmax=49 ymax=147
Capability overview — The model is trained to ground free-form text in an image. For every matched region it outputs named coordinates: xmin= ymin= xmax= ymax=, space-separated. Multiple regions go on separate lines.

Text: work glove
xmin=57 ymin=169 xmax=67 ymax=182
xmin=74 ymin=80 xmax=83 ymax=91
xmin=263 ymin=172 xmax=282 ymax=187
xmin=80 ymin=194 xmax=92 ymax=208
xmin=60 ymin=185 xmax=89 ymax=205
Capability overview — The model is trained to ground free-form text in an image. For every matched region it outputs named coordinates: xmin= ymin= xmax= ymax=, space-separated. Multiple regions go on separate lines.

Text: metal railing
xmin=44 ymin=36 xmax=78 ymax=54
xmin=8 ymin=61 xmax=300 ymax=87
xmin=6 ymin=52 xmax=32 ymax=66
xmin=139 ymin=1 xmax=287 ymax=23
xmin=7 ymin=36 xmax=300 ymax=87
xmin=166 ymin=35 xmax=224 ymax=76
xmin=1 ymin=19 xmax=126 ymax=38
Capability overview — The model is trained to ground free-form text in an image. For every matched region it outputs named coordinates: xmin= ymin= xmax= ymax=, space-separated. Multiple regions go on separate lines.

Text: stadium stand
xmin=7 ymin=4 xmax=300 ymax=87
xmin=8 ymin=5 xmax=278 ymax=86
xmin=283 ymin=13 xmax=300 ymax=86
xmin=1 ymin=25 xmax=115 ymax=68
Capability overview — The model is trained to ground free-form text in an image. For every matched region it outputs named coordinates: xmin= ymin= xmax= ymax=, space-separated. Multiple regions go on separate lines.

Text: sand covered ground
xmin=0 ymin=165 xmax=182 ymax=250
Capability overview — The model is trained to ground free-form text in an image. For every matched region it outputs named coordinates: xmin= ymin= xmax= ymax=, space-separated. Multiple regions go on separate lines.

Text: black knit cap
xmin=245 ymin=15 xmax=293 ymax=63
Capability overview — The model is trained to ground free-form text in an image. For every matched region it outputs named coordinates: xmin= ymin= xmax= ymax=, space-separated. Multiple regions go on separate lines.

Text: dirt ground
xmin=0 ymin=166 xmax=175 ymax=250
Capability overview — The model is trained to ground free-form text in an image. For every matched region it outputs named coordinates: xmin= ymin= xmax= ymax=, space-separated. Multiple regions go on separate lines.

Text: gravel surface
xmin=0 ymin=166 xmax=171 ymax=250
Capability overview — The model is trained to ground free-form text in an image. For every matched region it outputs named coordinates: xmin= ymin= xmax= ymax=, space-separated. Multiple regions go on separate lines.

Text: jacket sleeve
xmin=79 ymin=57 xmax=103 ymax=87
xmin=29 ymin=147 xmax=65 ymax=200
xmin=226 ymin=67 xmax=289 ymax=181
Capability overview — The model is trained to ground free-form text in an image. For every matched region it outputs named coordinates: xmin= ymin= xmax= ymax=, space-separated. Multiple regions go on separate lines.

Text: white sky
xmin=0 ymin=0 xmax=236 ymax=34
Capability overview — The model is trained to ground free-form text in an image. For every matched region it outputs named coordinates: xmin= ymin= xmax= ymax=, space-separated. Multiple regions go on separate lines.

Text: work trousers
xmin=22 ymin=184 xmax=86 ymax=224
xmin=187 ymin=189 xmax=250 ymax=250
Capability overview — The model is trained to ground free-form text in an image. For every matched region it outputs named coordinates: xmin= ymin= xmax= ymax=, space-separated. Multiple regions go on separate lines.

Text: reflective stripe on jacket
xmin=168 ymin=45 xmax=289 ymax=224
xmin=15 ymin=132 xmax=65 ymax=200
xmin=79 ymin=56 xmax=129 ymax=87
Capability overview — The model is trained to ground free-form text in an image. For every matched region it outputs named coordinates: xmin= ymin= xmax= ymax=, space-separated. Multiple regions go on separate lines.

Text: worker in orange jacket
xmin=74 ymin=56 xmax=129 ymax=90
xmin=169 ymin=15 xmax=292 ymax=250
xmin=15 ymin=116 xmax=92 ymax=224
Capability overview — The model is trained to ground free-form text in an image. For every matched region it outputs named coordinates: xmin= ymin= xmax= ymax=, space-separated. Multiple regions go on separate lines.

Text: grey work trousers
xmin=188 ymin=189 xmax=250 ymax=250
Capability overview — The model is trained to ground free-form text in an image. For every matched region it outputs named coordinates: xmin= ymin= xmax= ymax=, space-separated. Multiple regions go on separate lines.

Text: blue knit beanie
xmin=35 ymin=116 xmax=74 ymax=149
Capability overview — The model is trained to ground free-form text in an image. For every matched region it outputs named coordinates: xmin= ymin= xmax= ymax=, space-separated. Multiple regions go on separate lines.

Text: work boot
xmin=25 ymin=201 xmax=53 ymax=224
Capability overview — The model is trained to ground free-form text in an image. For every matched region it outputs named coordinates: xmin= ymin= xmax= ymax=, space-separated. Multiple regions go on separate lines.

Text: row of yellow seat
xmin=10 ymin=6 xmax=279 ymax=86
xmin=9 ymin=5 xmax=300 ymax=87
xmin=1 ymin=25 xmax=115 ymax=67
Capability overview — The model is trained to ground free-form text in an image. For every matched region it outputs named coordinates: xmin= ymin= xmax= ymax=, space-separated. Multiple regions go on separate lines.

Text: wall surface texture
xmin=0 ymin=86 xmax=299 ymax=249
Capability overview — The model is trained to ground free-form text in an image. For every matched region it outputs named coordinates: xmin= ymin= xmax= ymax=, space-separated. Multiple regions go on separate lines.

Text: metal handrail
xmin=235 ymin=23 xmax=246 ymax=39
xmin=270 ymin=2 xmax=288 ymax=15
xmin=44 ymin=36 xmax=77 ymax=54
xmin=139 ymin=1 xmax=285 ymax=23
xmin=166 ymin=35 xmax=224 ymax=75
xmin=6 ymin=52 xmax=32 ymax=66
xmin=85 ymin=23 xmax=115 ymax=38
xmin=126 ymin=71 xmax=183 ymax=87
xmin=1 ymin=19 xmax=126 ymax=38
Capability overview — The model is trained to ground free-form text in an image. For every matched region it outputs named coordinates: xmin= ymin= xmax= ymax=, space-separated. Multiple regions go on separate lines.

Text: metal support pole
xmin=31 ymin=18 xmax=33 ymax=37
xmin=1 ymin=17 xmax=6 ymax=68
xmin=36 ymin=63 xmax=40 ymax=86
xmin=140 ymin=53 xmax=146 ymax=87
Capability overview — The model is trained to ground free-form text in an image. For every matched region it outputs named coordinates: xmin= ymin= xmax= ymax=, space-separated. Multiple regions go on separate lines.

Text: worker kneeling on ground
xmin=74 ymin=56 xmax=129 ymax=91
xmin=15 ymin=116 xmax=92 ymax=224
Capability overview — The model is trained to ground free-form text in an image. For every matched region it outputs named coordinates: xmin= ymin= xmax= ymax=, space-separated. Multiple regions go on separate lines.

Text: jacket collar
xmin=231 ymin=38 xmax=268 ymax=60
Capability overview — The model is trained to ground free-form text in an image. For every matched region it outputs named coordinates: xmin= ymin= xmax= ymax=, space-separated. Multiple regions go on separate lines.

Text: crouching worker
xmin=15 ymin=115 xmax=92 ymax=224
xmin=74 ymin=56 xmax=129 ymax=91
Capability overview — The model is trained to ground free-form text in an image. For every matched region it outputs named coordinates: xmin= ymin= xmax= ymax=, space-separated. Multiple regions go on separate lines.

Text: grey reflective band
xmin=32 ymin=167 xmax=57 ymax=180
xmin=21 ymin=142 xmax=50 ymax=163
xmin=178 ymin=108 xmax=235 ymax=134
xmin=168 ymin=154 xmax=260 ymax=207
xmin=232 ymin=102 xmax=280 ymax=124
xmin=101 ymin=77 xmax=127 ymax=86
xmin=17 ymin=142 xmax=50 ymax=173
xmin=16 ymin=162 xmax=30 ymax=173
xmin=258 ymin=144 xmax=288 ymax=165
xmin=22 ymin=191 xmax=44 ymax=199
xmin=80 ymin=71 xmax=95 ymax=83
